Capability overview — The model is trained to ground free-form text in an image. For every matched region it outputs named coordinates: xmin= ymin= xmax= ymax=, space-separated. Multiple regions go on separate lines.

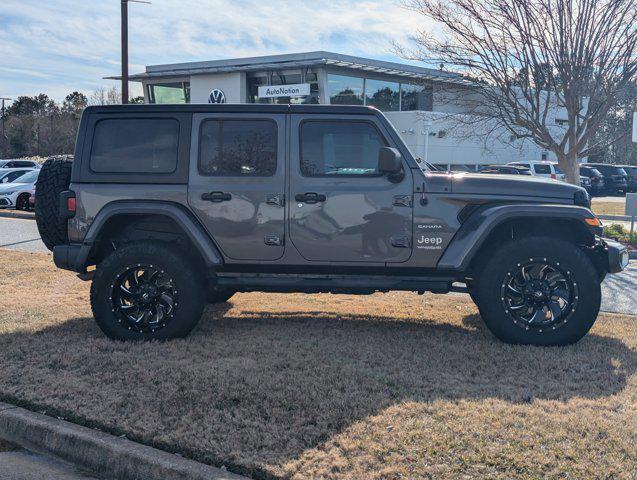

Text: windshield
xmin=553 ymin=165 xmax=564 ymax=174
xmin=13 ymin=170 xmax=38 ymax=183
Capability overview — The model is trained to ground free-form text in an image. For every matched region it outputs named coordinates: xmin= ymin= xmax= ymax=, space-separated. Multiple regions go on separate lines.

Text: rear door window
xmin=198 ymin=120 xmax=277 ymax=176
xmin=90 ymin=118 xmax=179 ymax=173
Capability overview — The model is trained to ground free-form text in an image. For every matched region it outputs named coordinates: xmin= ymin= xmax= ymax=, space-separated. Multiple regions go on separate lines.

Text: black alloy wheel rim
xmin=110 ymin=264 xmax=178 ymax=333
xmin=501 ymin=258 xmax=578 ymax=332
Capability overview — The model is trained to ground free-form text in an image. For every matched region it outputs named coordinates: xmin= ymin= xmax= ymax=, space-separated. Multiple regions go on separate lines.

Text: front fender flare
xmin=437 ymin=203 xmax=600 ymax=271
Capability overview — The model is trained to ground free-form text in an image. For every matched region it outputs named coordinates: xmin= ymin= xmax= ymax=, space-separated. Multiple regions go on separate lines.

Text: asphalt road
xmin=0 ymin=216 xmax=634 ymax=315
xmin=0 ymin=450 xmax=99 ymax=480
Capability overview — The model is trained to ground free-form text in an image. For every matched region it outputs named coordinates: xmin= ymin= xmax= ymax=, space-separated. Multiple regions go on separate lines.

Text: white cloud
xmin=0 ymin=0 xmax=437 ymax=100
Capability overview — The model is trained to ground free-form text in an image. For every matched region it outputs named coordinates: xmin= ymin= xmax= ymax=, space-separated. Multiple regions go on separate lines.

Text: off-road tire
xmin=207 ymin=289 xmax=235 ymax=304
xmin=90 ymin=242 xmax=205 ymax=341
xmin=35 ymin=157 xmax=73 ymax=251
xmin=475 ymin=236 xmax=601 ymax=346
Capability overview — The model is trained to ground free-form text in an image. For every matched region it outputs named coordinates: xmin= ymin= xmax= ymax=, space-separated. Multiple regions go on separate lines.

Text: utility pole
xmin=0 ymin=97 xmax=11 ymax=157
xmin=121 ymin=0 xmax=150 ymax=104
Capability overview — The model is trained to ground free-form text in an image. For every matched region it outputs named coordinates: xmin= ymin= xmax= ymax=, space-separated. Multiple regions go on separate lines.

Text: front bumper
xmin=601 ymin=238 xmax=630 ymax=274
xmin=0 ymin=197 xmax=13 ymax=208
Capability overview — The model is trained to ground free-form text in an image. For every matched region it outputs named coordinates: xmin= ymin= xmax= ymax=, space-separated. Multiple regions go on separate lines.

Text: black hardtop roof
xmin=83 ymin=104 xmax=381 ymax=116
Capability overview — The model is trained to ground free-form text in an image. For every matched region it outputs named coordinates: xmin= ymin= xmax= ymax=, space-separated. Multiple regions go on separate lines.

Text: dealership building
xmin=127 ymin=51 xmax=560 ymax=170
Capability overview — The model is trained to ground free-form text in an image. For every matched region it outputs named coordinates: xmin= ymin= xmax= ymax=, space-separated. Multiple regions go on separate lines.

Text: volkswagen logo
xmin=208 ymin=89 xmax=226 ymax=104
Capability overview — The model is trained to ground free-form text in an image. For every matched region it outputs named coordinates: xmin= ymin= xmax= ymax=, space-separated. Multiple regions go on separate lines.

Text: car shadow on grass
xmin=0 ymin=303 xmax=635 ymax=478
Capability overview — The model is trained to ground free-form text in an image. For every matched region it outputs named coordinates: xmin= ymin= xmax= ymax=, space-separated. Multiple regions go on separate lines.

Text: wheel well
xmin=468 ymin=217 xmax=602 ymax=276
xmin=88 ymin=214 xmax=205 ymax=267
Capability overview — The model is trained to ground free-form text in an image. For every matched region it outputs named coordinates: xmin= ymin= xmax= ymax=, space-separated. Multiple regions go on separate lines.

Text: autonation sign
xmin=258 ymin=83 xmax=310 ymax=98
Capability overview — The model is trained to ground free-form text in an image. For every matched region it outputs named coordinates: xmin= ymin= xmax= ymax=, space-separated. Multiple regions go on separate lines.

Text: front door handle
xmin=202 ymin=191 xmax=232 ymax=202
xmin=295 ymin=192 xmax=326 ymax=204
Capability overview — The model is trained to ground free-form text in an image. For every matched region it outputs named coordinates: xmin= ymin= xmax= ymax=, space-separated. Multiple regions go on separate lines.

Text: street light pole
xmin=120 ymin=0 xmax=150 ymax=105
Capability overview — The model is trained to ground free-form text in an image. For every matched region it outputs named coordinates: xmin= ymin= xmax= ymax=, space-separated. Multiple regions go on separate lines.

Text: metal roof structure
xmin=114 ymin=51 xmax=473 ymax=86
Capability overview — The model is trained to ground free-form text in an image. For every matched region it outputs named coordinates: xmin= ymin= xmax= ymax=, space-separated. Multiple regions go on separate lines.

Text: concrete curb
xmin=0 ymin=211 xmax=35 ymax=220
xmin=0 ymin=402 xmax=248 ymax=480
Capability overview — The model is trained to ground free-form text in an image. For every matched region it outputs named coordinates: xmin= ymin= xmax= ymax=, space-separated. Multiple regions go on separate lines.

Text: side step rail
xmin=215 ymin=273 xmax=455 ymax=294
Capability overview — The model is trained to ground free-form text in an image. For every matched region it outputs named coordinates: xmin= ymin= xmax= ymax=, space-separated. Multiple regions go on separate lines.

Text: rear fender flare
xmin=80 ymin=201 xmax=224 ymax=268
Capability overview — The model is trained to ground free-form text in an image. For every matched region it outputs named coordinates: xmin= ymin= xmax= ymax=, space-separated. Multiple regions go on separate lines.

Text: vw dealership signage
xmin=258 ymin=83 xmax=310 ymax=98
xmin=208 ymin=89 xmax=226 ymax=104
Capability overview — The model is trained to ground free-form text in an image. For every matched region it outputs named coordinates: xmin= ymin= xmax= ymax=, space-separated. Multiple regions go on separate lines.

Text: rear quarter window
xmin=533 ymin=164 xmax=551 ymax=174
xmin=90 ymin=118 xmax=179 ymax=174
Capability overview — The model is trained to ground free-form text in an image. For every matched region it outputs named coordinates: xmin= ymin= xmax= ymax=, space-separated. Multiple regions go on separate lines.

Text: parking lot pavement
xmin=0 ymin=450 xmax=99 ymax=480
xmin=0 ymin=217 xmax=47 ymax=253
xmin=601 ymin=262 xmax=637 ymax=315
xmin=593 ymin=195 xmax=627 ymax=203
xmin=0 ymin=217 xmax=634 ymax=315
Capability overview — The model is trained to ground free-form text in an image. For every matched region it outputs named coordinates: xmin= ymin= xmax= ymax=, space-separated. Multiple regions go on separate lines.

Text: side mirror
xmin=378 ymin=147 xmax=404 ymax=182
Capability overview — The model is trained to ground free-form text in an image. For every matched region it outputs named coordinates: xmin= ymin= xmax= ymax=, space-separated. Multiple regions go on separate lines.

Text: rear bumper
xmin=53 ymin=244 xmax=89 ymax=273
xmin=601 ymin=238 xmax=630 ymax=274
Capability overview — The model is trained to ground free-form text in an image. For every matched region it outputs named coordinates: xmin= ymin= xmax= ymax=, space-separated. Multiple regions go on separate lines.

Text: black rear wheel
xmin=91 ymin=242 xmax=205 ymax=341
xmin=475 ymin=237 xmax=601 ymax=346
xmin=15 ymin=193 xmax=31 ymax=211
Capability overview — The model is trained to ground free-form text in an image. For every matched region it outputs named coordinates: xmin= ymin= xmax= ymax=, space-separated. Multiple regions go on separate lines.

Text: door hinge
xmin=390 ymin=235 xmax=411 ymax=248
xmin=393 ymin=195 xmax=412 ymax=207
xmin=264 ymin=234 xmax=283 ymax=246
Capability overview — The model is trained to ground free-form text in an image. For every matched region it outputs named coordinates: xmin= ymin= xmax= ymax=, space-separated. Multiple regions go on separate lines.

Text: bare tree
xmin=89 ymin=86 xmax=122 ymax=106
xmin=401 ymin=0 xmax=637 ymax=183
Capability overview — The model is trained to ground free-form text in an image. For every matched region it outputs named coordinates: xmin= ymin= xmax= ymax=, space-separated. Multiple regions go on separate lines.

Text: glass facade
xmin=401 ymin=83 xmax=433 ymax=111
xmin=328 ymin=74 xmax=364 ymax=105
xmin=247 ymin=71 xmax=319 ymax=104
xmin=327 ymin=74 xmax=432 ymax=111
xmin=365 ymin=79 xmax=400 ymax=111
xmin=147 ymin=82 xmax=190 ymax=104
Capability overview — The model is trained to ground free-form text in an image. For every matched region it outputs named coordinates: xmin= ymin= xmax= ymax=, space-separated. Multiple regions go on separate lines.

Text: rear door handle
xmin=295 ymin=192 xmax=326 ymax=204
xmin=202 ymin=191 xmax=232 ymax=202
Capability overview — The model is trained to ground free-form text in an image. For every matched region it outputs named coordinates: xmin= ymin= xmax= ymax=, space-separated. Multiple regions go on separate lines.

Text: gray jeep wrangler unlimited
xmin=35 ymin=104 xmax=628 ymax=345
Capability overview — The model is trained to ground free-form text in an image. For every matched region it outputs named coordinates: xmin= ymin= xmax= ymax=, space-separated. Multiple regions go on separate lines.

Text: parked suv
xmin=579 ymin=166 xmax=605 ymax=195
xmin=507 ymin=161 xmax=565 ymax=181
xmin=618 ymin=165 xmax=637 ymax=192
xmin=581 ymin=163 xmax=628 ymax=195
xmin=35 ymin=105 xmax=628 ymax=346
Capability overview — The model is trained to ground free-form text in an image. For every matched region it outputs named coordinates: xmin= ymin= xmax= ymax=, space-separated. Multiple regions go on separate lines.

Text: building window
xmin=199 ymin=119 xmax=277 ymax=176
xmin=300 ymin=121 xmax=386 ymax=176
xmin=401 ymin=83 xmax=433 ymax=111
xmin=90 ymin=118 xmax=179 ymax=173
xmin=365 ymin=79 xmax=400 ymax=111
xmin=147 ymin=82 xmax=190 ymax=104
xmin=328 ymin=74 xmax=364 ymax=105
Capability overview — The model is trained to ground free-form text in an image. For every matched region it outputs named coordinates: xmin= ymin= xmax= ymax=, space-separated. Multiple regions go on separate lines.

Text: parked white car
xmin=0 ymin=169 xmax=40 ymax=210
xmin=0 ymin=168 xmax=36 ymax=185
xmin=507 ymin=161 xmax=566 ymax=181
xmin=0 ymin=159 xmax=41 ymax=169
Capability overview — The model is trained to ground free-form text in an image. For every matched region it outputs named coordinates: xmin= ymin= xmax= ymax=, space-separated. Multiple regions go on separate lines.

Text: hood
xmin=447 ymin=172 xmax=583 ymax=199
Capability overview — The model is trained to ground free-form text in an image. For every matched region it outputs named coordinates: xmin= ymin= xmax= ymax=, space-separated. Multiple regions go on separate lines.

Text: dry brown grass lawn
xmin=592 ymin=199 xmax=627 ymax=216
xmin=0 ymin=249 xmax=636 ymax=479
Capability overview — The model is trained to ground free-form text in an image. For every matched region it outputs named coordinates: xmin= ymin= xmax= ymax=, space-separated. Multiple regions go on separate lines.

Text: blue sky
xmin=0 ymin=0 xmax=433 ymax=102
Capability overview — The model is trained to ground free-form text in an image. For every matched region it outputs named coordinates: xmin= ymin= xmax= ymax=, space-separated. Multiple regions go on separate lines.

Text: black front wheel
xmin=475 ymin=237 xmax=601 ymax=346
xmin=91 ymin=242 xmax=205 ymax=341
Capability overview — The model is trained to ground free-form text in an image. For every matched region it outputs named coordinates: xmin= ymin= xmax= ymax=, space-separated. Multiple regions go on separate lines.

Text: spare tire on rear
xmin=35 ymin=157 xmax=73 ymax=251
